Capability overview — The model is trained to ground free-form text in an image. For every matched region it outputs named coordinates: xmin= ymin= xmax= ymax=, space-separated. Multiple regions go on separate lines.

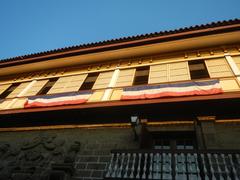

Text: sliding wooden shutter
xmin=92 ymin=71 xmax=113 ymax=89
xmin=64 ymin=74 xmax=88 ymax=92
xmin=149 ymin=64 xmax=168 ymax=84
xmin=47 ymin=74 xmax=88 ymax=94
xmin=169 ymin=62 xmax=190 ymax=82
xmin=149 ymin=62 xmax=190 ymax=84
xmin=205 ymin=57 xmax=233 ymax=78
xmin=24 ymin=80 xmax=48 ymax=96
xmin=115 ymin=69 xmax=136 ymax=87
xmin=0 ymin=84 xmax=12 ymax=95
xmin=7 ymin=82 xmax=31 ymax=98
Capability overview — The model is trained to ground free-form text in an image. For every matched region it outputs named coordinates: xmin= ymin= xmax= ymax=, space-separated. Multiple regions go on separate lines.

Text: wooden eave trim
xmin=1 ymin=91 xmax=240 ymax=115
xmin=0 ymin=23 xmax=240 ymax=68
xmin=0 ymin=121 xmax=194 ymax=132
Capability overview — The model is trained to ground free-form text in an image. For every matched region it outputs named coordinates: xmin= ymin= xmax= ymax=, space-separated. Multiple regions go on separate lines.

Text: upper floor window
xmin=79 ymin=72 xmax=99 ymax=90
xmin=188 ymin=60 xmax=209 ymax=79
xmin=0 ymin=83 xmax=20 ymax=99
xmin=37 ymin=78 xmax=59 ymax=95
xmin=133 ymin=66 xmax=150 ymax=85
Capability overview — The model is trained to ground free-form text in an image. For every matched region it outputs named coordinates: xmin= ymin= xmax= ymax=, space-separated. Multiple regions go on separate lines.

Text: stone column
xmin=197 ymin=116 xmax=219 ymax=149
xmin=139 ymin=119 xmax=152 ymax=149
xmin=194 ymin=119 xmax=205 ymax=150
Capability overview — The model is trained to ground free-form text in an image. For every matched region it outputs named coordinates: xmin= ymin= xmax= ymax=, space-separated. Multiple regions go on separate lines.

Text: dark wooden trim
xmin=0 ymin=123 xmax=131 ymax=132
xmin=0 ymin=23 xmax=240 ymax=68
xmin=1 ymin=91 xmax=240 ymax=115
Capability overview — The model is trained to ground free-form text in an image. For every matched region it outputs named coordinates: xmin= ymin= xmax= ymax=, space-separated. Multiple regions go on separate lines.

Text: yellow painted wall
xmin=110 ymin=89 xmax=123 ymax=101
xmin=219 ymin=78 xmax=240 ymax=92
xmin=0 ymin=99 xmax=12 ymax=110
xmin=88 ymin=90 xmax=104 ymax=102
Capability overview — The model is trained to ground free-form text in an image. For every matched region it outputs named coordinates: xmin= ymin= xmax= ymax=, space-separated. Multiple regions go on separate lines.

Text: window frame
xmin=79 ymin=72 xmax=100 ymax=91
xmin=37 ymin=77 xmax=59 ymax=95
xmin=133 ymin=66 xmax=150 ymax=86
xmin=0 ymin=83 xmax=21 ymax=99
xmin=188 ymin=60 xmax=210 ymax=80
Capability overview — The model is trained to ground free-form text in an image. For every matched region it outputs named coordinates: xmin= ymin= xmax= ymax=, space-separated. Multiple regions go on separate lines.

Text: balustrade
xmin=104 ymin=149 xmax=240 ymax=180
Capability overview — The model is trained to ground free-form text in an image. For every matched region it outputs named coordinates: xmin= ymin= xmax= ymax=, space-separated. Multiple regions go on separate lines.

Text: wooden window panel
xmin=169 ymin=62 xmax=190 ymax=82
xmin=0 ymin=84 xmax=12 ymax=95
xmin=149 ymin=77 xmax=168 ymax=84
xmin=149 ymin=64 xmax=168 ymax=84
xmin=170 ymin=68 xmax=189 ymax=75
xmin=48 ymin=76 xmax=71 ymax=94
xmin=92 ymin=71 xmax=114 ymax=89
xmin=48 ymin=74 xmax=87 ymax=94
xmin=68 ymin=75 xmax=87 ymax=92
xmin=7 ymin=82 xmax=31 ymax=98
xmin=205 ymin=57 xmax=233 ymax=78
xmin=170 ymin=75 xmax=190 ymax=82
xmin=151 ymin=64 xmax=168 ymax=71
xmin=149 ymin=71 xmax=168 ymax=78
xmin=24 ymin=80 xmax=48 ymax=96
xmin=115 ymin=69 xmax=136 ymax=87
xmin=150 ymin=62 xmax=190 ymax=84
xmin=170 ymin=62 xmax=188 ymax=69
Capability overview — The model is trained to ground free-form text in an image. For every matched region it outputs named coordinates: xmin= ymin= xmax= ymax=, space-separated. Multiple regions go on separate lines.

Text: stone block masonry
xmin=0 ymin=122 xmax=239 ymax=179
xmin=0 ymin=127 xmax=138 ymax=179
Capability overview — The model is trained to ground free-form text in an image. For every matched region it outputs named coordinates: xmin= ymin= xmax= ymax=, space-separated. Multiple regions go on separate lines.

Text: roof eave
xmin=0 ymin=21 xmax=240 ymax=68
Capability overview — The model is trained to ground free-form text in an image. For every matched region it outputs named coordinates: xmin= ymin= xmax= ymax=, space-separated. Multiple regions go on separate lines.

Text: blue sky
xmin=0 ymin=0 xmax=239 ymax=60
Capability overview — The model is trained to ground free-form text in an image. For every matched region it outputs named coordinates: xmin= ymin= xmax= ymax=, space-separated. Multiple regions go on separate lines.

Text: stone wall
xmin=198 ymin=121 xmax=240 ymax=150
xmin=215 ymin=123 xmax=240 ymax=149
xmin=0 ymin=122 xmax=239 ymax=179
xmin=0 ymin=127 xmax=138 ymax=180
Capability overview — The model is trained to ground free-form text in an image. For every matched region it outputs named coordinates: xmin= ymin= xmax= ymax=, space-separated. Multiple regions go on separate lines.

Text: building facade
xmin=0 ymin=19 xmax=240 ymax=179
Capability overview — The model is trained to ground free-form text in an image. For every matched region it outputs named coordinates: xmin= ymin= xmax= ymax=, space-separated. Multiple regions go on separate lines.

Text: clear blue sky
xmin=0 ymin=0 xmax=239 ymax=60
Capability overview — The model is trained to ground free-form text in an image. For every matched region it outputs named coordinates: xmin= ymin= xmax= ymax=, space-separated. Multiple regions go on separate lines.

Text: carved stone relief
xmin=0 ymin=133 xmax=80 ymax=180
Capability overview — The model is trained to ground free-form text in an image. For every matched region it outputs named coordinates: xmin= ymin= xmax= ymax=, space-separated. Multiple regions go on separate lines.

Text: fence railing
xmin=104 ymin=149 xmax=240 ymax=180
